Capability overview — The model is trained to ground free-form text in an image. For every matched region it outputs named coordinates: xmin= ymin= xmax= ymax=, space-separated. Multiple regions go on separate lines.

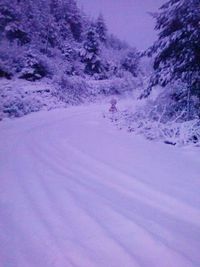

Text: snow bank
xmin=0 ymin=79 xmax=65 ymax=120
xmin=108 ymin=95 xmax=200 ymax=147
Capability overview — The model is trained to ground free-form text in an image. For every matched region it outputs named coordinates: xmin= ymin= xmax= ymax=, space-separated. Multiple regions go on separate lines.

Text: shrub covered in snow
xmin=0 ymin=79 xmax=64 ymax=120
xmin=0 ymin=41 xmax=22 ymax=77
xmin=53 ymin=75 xmax=91 ymax=105
xmin=0 ymin=42 xmax=52 ymax=81
xmin=18 ymin=52 xmax=50 ymax=81
xmin=109 ymin=95 xmax=200 ymax=146
xmin=0 ymin=60 xmax=12 ymax=79
xmin=1 ymin=94 xmax=43 ymax=118
xmin=88 ymin=75 xmax=139 ymax=96
xmin=53 ymin=74 xmax=140 ymax=106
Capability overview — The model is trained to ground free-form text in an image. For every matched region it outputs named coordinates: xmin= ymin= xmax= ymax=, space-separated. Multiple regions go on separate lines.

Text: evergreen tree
xmin=81 ymin=24 xmax=102 ymax=75
xmin=0 ymin=0 xmax=138 ymax=85
xmin=144 ymin=0 xmax=200 ymax=118
xmin=0 ymin=0 xmax=29 ymax=45
xmin=12 ymin=0 xmax=52 ymax=49
xmin=121 ymin=48 xmax=140 ymax=77
xmin=50 ymin=0 xmax=61 ymax=21
xmin=95 ymin=14 xmax=107 ymax=43
xmin=64 ymin=0 xmax=82 ymax=41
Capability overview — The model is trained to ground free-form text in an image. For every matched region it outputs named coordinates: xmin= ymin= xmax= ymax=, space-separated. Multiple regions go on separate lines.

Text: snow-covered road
xmin=0 ymin=103 xmax=200 ymax=267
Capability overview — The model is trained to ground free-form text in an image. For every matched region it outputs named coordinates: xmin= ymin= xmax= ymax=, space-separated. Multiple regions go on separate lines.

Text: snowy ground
xmin=0 ymin=102 xmax=200 ymax=267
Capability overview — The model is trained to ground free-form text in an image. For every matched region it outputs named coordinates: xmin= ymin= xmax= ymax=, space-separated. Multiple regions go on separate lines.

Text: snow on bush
xmin=53 ymin=75 xmax=92 ymax=105
xmin=1 ymin=95 xmax=43 ymax=118
xmin=0 ymin=72 xmax=141 ymax=120
xmin=53 ymin=74 xmax=140 ymax=106
xmin=0 ymin=41 xmax=53 ymax=81
xmin=88 ymin=75 xmax=139 ymax=96
xmin=107 ymin=100 xmax=200 ymax=146
xmin=0 ymin=79 xmax=64 ymax=120
xmin=18 ymin=52 xmax=50 ymax=81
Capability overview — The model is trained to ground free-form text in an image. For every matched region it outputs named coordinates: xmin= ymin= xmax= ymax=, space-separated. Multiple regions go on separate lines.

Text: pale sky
xmin=77 ymin=0 xmax=165 ymax=51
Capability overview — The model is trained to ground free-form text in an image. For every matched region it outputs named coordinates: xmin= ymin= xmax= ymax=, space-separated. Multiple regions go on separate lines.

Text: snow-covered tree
xmin=107 ymin=34 xmax=129 ymax=51
xmin=64 ymin=0 xmax=82 ymax=42
xmin=145 ymin=0 xmax=200 ymax=119
xmin=0 ymin=1 xmax=29 ymax=45
xmin=121 ymin=48 xmax=140 ymax=77
xmin=81 ymin=24 xmax=103 ymax=76
xmin=0 ymin=0 xmax=139 ymax=88
xmin=95 ymin=14 xmax=107 ymax=43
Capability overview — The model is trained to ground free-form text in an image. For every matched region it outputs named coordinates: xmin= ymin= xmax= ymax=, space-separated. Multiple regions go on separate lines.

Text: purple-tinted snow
xmin=0 ymin=102 xmax=200 ymax=267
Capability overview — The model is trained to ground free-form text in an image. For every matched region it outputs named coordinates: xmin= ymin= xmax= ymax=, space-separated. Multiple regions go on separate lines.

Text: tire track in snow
xmin=26 ymin=121 xmax=199 ymax=267
xmin=27 ymin=135 xmax=140 ymax=267
xmin=1 ymin=105 xmax=200 ymax=267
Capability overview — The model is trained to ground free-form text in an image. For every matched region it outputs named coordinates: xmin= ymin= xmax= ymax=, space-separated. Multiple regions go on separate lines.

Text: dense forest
xmin=0 ymin=0 xmax=199 ymax=144
xmin=0 ymin=0 xmax=140 ymax=84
